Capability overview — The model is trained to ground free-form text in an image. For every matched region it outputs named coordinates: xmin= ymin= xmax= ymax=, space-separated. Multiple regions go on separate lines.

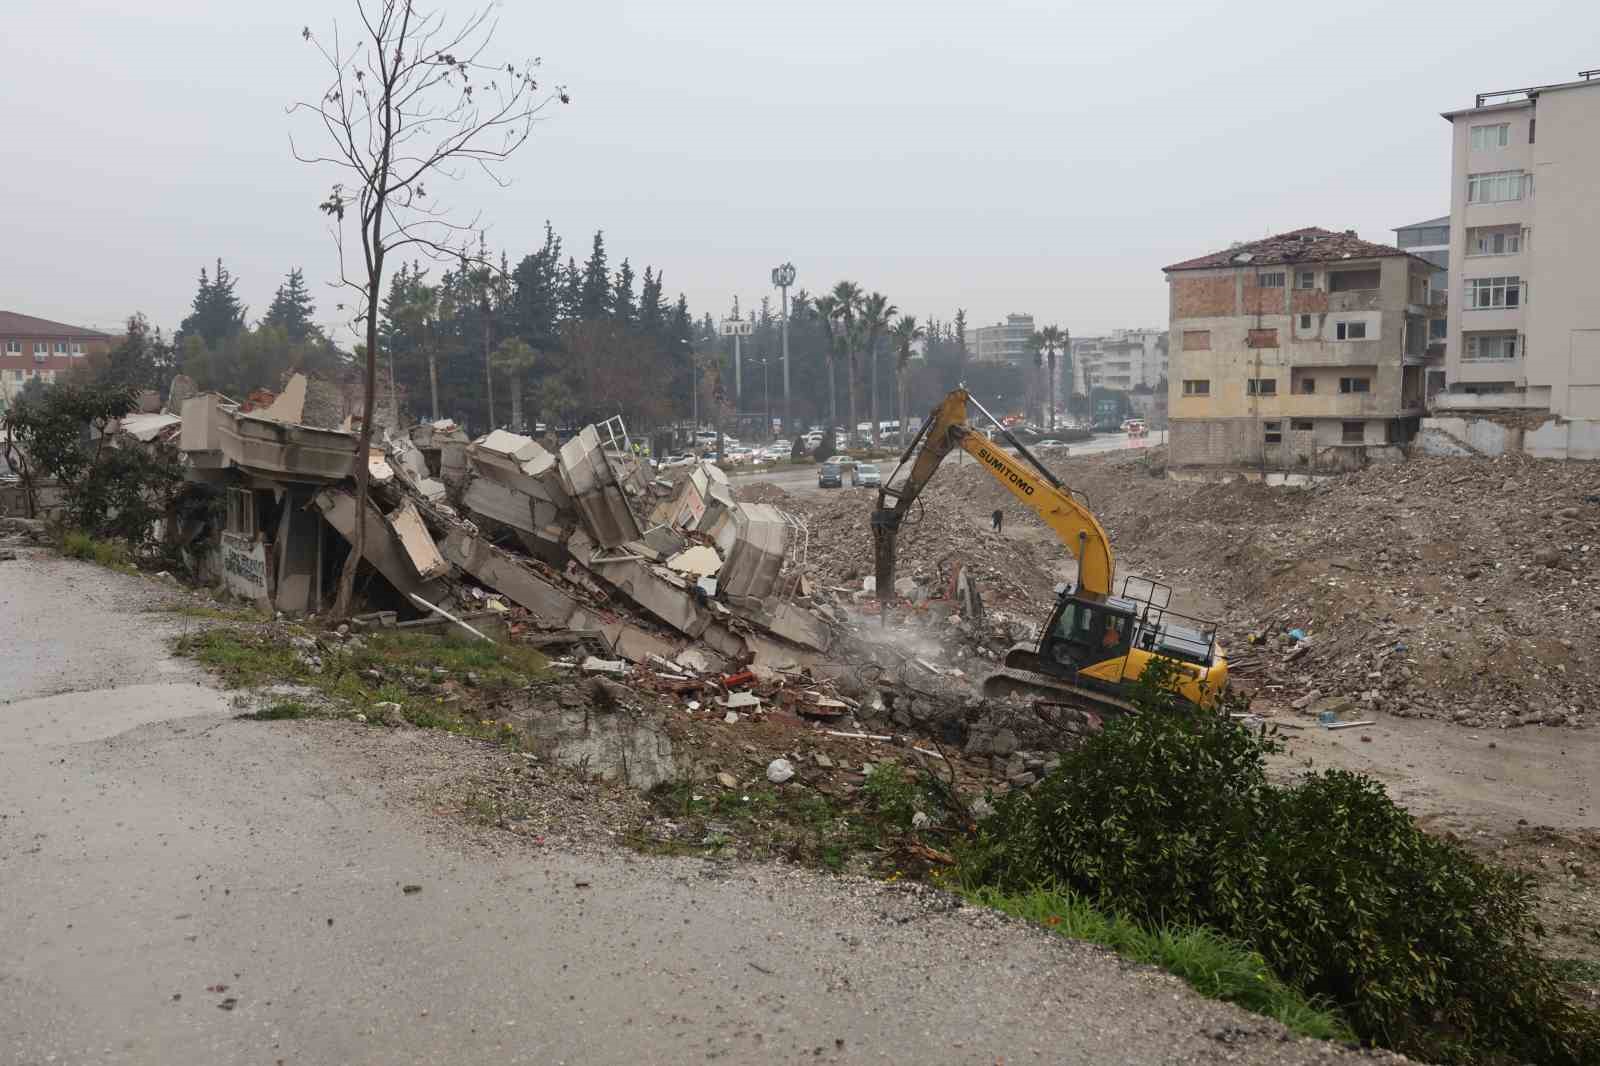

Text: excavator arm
xmin=871 ymin=388 xmax=1114 ymax=606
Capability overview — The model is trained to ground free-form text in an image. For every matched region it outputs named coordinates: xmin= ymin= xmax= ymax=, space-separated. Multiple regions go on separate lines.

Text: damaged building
xmin=173 ymin=375 xmax=827 ymax=676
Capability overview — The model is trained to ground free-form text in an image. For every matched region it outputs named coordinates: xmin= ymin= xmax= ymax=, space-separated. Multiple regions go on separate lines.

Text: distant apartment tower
xmin=1392 ymin=216 xmax=1450 ymax=398
xmin=1436 ymin=71 xmax=1600 ymax=433
xmin=963 ymin=313 xmax=1034 ymax=364
xmin=1164 ymin=228 xmax=1436 ymax=472
xmin=1088 ymin=329 xmax=1167 ymax=391
xmin=0 ymin=311 xmax=113 ymax=411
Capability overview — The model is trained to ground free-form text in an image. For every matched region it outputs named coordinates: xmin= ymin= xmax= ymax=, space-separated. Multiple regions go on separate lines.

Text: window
xmin=1247 ymin=328 xmax=1279 ymax=348
xmin=1257 ymin=272 xmax=1285 ymax=288
xmin=1429 ymin=318 xmax=1448 ymax=340
xmin=1342 ymin=421 xmax=1365 ymax=444
xmin=1263 ymin=421 xmax=1282 ymax=444
xmin=1299 ymin=314 xmax=1312 ymax=330
xmin=1291 ymin=419 xmax=1314 ymax=431
xmin=1299 ymin=377 xmax=1316 ymax=394
xmin=33 ymin=342 xmax=46 ymax=355
xmin=1464 ymin=333 xmax=1519 ymax=361
xmin=1296 ymin=270 xmax=1316 ymax=290
xmin=53 ymin=341 xmax=67 ymax=354
xmin=1470 ymin=123 xmax=1510 ymax=150
xmin=1182 ymin=379 xmax=1210 ymax=396
xmin=1246 ymin=378 xmax=1277 ymax=396
xmin=1467 ymin=170 xmax=1529 ymax=204
xmin=1181 ymin=329 xmax=1211 ymax=351
xmin=70 ymin=342 xmax=83 ymax=356
xmin=1469 ymin=227 xmax=1522 ymax=256
xmin=1466 ymin=275 xmax=1521 ymax=309
xmin=1335 ymin=321 xmax=1368 ymax=340
xmin=1328 ymin=269 xmax=1381 ymax=292
xmin=1339 ymin=377 xmax=1371 ymax=394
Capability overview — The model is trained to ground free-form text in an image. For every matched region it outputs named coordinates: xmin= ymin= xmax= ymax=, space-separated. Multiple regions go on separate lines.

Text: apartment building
xmin=1081 ymin=328 xmax=1171 ymax=390
xmin=1392 ymin=216 xmax=1450 ymax=398
xmin=962 ymin=313 xmax=1034 ymax=364
xmin=1436 ymin=72 xmax=1600 ymax=440
xmin=0 ymin=311 xmax=114 ymax=410
xmin=1164 ymin=228 xmax=1436 ymax=472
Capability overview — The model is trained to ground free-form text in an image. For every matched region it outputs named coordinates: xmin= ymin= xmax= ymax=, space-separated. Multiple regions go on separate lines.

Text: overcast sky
xmin=6 ymin=0 xmax=1596 ymax=342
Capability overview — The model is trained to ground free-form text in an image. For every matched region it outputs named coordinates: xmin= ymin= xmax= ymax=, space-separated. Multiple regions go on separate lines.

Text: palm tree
xmin=491 ymin=338 xmax=539 ymax=431
xmin=812 ymin=294 xmax=840 ymax=435
xmin=830 ymin=281 xmax=863 ymax=444
xmin=859 ymin=292 xmax=897 ymax=446
xmin=888 ymin=314 xmax=924 ymax=448
xmin=1032 ymin=325 xmax=1067 ymax=431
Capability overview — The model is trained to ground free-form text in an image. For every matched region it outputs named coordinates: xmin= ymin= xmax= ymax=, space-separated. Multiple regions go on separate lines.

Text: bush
xmin=957 ymin=664 xmax=1600 ymax=1064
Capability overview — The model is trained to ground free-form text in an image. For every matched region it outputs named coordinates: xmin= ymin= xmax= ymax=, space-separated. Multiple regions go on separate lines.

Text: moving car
xmin=817 ymin=462 xmax=843 ymax=488
xmin=851 ymin=463 xmax=881 ymax=487
xmin=823 ymin=454 xmax=857 ymax=468
xmin=1034 ymin=439 xmax=1069 ymax=450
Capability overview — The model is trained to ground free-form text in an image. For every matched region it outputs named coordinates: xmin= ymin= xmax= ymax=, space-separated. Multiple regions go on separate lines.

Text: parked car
xmin=657 ymin=454 xmax=695 ymax=470
xmin=1034 ymin=439 xmax=1069 ymax=450
xmin=824 ymin=454 xmax=857 ymax=468
xmin=851 ymin=463 xmax=881 ymax=487
xmin=817 ymin=462 xmax=842 ymax=488
xmin=1123 ymin=419 xmax=1148 ymax=437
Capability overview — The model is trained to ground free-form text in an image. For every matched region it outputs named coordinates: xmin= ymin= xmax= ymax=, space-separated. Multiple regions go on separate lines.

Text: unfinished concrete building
xmin=1164 ymin=228 xmax=1437 ymax=475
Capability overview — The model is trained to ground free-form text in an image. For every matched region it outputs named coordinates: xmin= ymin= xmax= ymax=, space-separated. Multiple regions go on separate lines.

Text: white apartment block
xmin=1073 ymin=329 xmax=1168 ymax=393
xmin=1438 ymin=72 xmax=1600 ymax=429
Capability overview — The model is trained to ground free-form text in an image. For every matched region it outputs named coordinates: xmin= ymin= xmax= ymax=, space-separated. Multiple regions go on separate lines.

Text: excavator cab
xmin=1040 ymin=596 xmax=1134 ymax=672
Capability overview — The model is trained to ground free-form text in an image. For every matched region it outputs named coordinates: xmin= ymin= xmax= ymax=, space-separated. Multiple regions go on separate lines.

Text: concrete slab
xmin=388 ymin=499 xmax=450 ymax=580
xmin=436 ymin=527 xmax=583 ymax=626
xmin=558 ymin=426 xmax=643 ymax=548
xmin=313 ymin=488 xmax=449 ymax=605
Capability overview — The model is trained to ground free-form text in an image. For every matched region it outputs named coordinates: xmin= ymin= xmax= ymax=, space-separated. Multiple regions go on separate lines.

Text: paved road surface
xmin=729 ymin=432 xmax=1154 ymax=497
xmin=0 ymin=552 xmax=1386 ymax=1065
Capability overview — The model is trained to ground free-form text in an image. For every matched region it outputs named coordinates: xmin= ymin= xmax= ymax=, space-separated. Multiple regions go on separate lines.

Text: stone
xmin=1005 ymin=753 xmax=1028 ymax=779
xmin=581 ymin=656 xmax=628 ymax=676
xmin=1289 ymin=690 xmax=1322 ymax=711
xmin=766 ymin=758 xmax=795 ymax=784
xmin=990 ymin=729 xmax=1019 ymax=757
xmin=970 ymin=797 xmax=996 ymax=820
xmin=911 ymin=811 xmax=931 ymax=830
xmin=723 ymin=711 xmax=739 ymax=725
xmin=716 ymin=771 xmax=738 ymax=788
xmin=813 ymin=753 xmax=834 ymax=769
xmin=1008 ymin=771 xmax=1037 ymax=788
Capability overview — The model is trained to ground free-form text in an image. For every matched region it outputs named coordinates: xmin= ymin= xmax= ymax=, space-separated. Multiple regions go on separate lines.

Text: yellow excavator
xmin=871 ymin=388 xmax=1228 ymax=713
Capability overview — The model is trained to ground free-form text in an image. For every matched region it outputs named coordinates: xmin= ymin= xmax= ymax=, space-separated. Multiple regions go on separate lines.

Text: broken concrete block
xmin=717 ymin=503 xmax=792 ymax=602
xmin=716 ymin=692 xmax=761 ymax=710
xmin=387 ymin=499 xmax=450 ymax=580
xmin=766 ymin=758 xmax=795 ymax=784
xmin=437 ymin=527 xmax=583 ymax=626
xmin=581 ymin=656 xmax=628 ymax=676
xmin=666 ymin=544 xmax=722 ymax=577
xmin=558 ymin=425 xmax=644 ymax=548
xmin=588 ymin=556 xmax=711 ymax=638
xmin=314 ymin=488 xmax=449 ymax=605
xmin=675 ymin=647 xmax=712 ymax=674
xmin=462 ymin=474 xmax=565 ymax=535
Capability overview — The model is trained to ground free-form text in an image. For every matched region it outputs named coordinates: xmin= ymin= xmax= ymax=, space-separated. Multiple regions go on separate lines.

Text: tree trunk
xmin=869 ymin=341 xmax=879 ymax=448
xmin=895 ymin=367 xmax=905 ymax=452
xmin=428 ymin=349 xmax=439 ymax=423
xmin=332 ymin=265 xmax=382 ymax=622
xmin=509 ymin=373 xmax=523 ymax=432
xmin=482 ymin=311 xmax=494 ymax=431
xmin=846 ymin=344 xmax=858 ymax=449
xmin=1048 ymin=352 xmax=1057 ymax=432
xmin=827 ymin=356 xmax=837 ymax=434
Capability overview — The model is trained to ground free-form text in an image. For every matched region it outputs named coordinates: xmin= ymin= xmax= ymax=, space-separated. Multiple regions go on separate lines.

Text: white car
xmin=823 ymin=454 xmax=858 ymax=468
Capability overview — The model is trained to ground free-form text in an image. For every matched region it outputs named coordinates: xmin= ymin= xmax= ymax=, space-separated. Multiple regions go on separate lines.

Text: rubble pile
xmin=735 ymin=448 xmax=1599 ymax=728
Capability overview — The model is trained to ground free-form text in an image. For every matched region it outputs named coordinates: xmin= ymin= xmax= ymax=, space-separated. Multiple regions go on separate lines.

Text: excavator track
xmin=979 ymin=665 xmax=1140 ymax=718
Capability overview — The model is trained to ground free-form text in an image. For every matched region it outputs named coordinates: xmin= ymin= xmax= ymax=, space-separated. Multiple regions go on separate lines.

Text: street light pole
xmin=719 ymin=298 xmax=753 ymax=441
xmin=771 ymin=263 xmax=796 ymax=435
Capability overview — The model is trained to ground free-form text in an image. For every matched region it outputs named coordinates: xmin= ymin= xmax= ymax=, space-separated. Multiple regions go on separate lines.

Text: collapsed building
xmin=175 ymin=374 xmax=830 ymax=675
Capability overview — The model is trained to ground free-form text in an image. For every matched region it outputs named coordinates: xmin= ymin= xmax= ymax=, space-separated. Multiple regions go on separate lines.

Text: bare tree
xmin=290 ymin=1 xmax=565 ymax=620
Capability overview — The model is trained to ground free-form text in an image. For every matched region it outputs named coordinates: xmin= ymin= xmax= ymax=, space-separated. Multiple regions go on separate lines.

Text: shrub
xmin=957 ymin=664 xmax=1600 ymax=1063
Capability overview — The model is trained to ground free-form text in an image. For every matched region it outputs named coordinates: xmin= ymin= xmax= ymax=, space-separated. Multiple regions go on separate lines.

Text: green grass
xmin=1553 ymin=958 xmax=1600 ymax=985
xmin=963 ymin=887 xmax=1352 ymax=1043
xmin=60 ymin=530 xmax=134 ymax=571
xmin=174 ymin=626 xmax=545 ymax=746
xmin=641 ymin=781 xmax=888 ymax=871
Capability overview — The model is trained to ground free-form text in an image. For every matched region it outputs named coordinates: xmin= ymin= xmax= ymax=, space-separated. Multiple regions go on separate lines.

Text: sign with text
xmin=221 ymin=532 xmax=268 ymax=604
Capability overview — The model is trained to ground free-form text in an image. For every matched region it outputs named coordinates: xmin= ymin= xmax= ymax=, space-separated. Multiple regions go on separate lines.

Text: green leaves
xmin=956 ymin=677 xmax=1600 ymax=1063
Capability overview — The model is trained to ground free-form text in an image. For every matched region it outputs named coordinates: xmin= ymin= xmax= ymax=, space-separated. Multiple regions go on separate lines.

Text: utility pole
xmin=426 ymin=316 xmax=439 ymax=422
xmin=719 ymin=296 xmax=752 ymax=439
xmin=771 ymin=262 xmax=795 ymax=435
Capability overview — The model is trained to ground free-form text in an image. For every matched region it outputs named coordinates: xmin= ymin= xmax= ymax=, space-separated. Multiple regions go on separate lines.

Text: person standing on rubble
xmin=992 ymin=508 xmax=1004 ymax=533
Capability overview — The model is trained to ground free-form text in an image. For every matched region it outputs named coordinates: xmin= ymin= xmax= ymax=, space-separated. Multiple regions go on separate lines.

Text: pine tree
xmin=509 ymin=222 xmax=563 ymax=352
xmin=612 ymin=258 xmax=636 ymax=324
xmin=638 ymin=267 xmax=665 ymax=338
xmin=559 ymin=256 xmax=583 ymax=322
xmin=178 ymin=259 xmax=247 ymax=347
xmin=262 ymin=268 xmax=318 ymax=341
xmin=579 ymin=231 xmax=610 ymax=321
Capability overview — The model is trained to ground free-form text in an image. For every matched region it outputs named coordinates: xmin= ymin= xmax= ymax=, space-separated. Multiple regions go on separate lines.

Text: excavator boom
xmin=872 ymin=389 xmax=1112 ymax=601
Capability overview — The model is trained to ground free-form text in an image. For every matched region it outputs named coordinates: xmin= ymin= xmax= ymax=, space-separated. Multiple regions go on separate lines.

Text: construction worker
xmin=992 ymin=508 xmax=1004 ymax=533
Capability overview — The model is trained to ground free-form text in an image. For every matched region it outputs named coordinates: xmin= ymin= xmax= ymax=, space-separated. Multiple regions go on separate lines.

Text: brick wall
xmin=1171 ymin=275 xmax=1234 ymax=318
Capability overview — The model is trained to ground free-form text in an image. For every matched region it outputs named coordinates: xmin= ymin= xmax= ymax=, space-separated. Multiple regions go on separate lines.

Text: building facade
xmin=1164 ymin=228 xmax=1435 ymax=472
xmin=1392 ymin=216 xmax=1450 ymax=399
xmin=963 ymin=313 xmax=1034 ymax=364
xmin=1079 ymin=328 xmax=1167 ymax=392
xmin=1437 ymin=73 xmax=1600 ymax=425
xmin=0 ymin=311 xmax=113 ymax=411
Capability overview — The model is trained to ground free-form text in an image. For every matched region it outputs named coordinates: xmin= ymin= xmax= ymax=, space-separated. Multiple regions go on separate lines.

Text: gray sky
xmin=6 ymin=0 xmax=1596 ymax=342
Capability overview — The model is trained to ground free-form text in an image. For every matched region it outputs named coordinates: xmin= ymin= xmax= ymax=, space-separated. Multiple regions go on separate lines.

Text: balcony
xmin=1327 ymin=289 xmax=1381 ymax=313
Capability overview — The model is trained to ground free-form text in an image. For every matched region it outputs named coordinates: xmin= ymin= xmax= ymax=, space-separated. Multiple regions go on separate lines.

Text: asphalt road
xmin=729 ymin=432 xmax=1155 ymax=497
xmin=0 ymin=552 xmax=1390 ymax=1066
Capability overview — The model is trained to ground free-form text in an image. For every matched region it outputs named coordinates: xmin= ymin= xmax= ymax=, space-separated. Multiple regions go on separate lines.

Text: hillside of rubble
xmin=742 ymin=450 xmax=1600 ymax=730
